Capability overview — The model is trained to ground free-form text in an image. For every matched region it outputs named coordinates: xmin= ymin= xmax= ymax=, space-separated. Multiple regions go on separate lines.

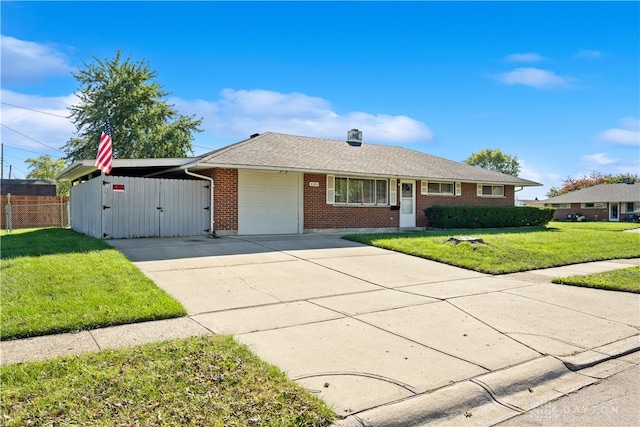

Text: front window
xmin=479 ymin=184 xmax=504 ymax=197
xmin=334 ymin=177 xmax=388 ymax=205
xmin=335 ymin=177 xmax=348 ymax=203
xmin=582 ymin=202 xmax=605 ymax=209
xmin=423 ymin=181 xmax=454 ymax=195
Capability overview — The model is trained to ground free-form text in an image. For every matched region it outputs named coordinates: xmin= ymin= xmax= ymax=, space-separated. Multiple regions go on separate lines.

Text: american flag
xmin=95 ymin=120 xmax=113 ymax=174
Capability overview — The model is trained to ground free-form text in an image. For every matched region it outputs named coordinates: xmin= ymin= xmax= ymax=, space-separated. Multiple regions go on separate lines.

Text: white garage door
xmin=238 ymin=170 xmax=301 ymax=235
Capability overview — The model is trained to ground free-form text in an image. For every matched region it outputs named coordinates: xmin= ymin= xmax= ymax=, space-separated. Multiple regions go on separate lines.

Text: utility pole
xmin=1 ymin=142 xmax=3 ymax=181
xmin=8 ymin=164 xmax=12 ymax=180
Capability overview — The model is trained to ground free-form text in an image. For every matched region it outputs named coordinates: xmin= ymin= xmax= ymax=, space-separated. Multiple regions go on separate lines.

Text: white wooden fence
xmin=70 ymin=176 xmax=210 ymax=239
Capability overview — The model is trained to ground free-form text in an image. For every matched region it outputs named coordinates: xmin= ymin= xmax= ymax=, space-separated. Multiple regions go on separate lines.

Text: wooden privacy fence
xmin=1 ymin=195 xmax=70 ymax=231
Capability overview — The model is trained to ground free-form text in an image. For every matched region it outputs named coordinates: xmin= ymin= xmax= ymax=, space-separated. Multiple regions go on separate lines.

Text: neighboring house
xmin=516 ymin=198 xmax=543 ymax=207
xmin=58 ymin=130 xmax=541 ymax=238
xmin=1 ymin=179 xmax=57 ymax=196
xmin=542 ymin=182 xmax=640 ymax=222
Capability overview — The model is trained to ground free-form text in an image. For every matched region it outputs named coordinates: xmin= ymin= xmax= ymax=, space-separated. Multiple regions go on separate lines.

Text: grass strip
xmin=0 ymin=334 xmax=335 ymax=426
xmin=552 ymin=266 xmax=640 ymax=293
xmin=343 ymin=222 xmax=640 ymax=274
xmin=1 ymin=228 xmax=186 ymax=340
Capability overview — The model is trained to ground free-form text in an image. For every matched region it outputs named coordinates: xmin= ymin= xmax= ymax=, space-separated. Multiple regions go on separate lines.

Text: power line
xmin=0 ymin=124 xmax=65 ymax=153
xmin=1 ymin=102 xmax=70 ymax=119
xmin=4 ymin=144 xmax=65 ymax=161
xmin=2 ymin=102 xmax=219 ymax=153
xmin=2 ymin=144 xmax=66 ymax=158
xmin=3 ymin=153 xmax=40 ymax=162
xmin=192 ymin=144 xmax=215 ymax=151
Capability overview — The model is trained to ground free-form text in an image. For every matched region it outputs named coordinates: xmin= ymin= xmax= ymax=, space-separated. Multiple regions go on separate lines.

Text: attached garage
xmin=238 ymin=170 xmax=302 ymax=235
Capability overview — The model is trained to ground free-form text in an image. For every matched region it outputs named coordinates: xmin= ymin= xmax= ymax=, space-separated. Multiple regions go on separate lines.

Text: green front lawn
xmin=1 ymin=228 xmax=186 ymax=340
xmin=343 ymin=222 xmax=640 ymax=274
xmin=552 ymin=266 xmax=640 ymax=293
xmin=0 ymin=335 xmax=335 ymax=426
xmin=1 ymin=228 xmax=336 ymax=425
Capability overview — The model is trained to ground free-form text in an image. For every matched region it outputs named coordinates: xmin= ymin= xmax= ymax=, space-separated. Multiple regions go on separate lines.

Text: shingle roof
xmin=543 ymin=183 xmax=640 ymax=203
xmin=1 ymin=179 xmax=57 ymax=196
xmin=192 ymin=132 xmax=541 ymax=186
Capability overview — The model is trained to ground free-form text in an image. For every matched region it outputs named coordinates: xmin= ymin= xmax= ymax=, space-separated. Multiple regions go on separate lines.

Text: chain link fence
xmin=2 ymin=197 xmax=70 ymax=231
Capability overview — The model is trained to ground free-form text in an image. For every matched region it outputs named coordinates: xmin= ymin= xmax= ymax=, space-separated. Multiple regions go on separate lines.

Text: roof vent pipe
xmin=347 ymin=129 xmax=362 ymax=146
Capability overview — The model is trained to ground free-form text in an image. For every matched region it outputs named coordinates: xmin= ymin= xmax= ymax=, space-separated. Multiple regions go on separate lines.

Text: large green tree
xmin=63 ymin=50 xmax=203 ymax=162
xmin=25 ymin=155 xmax=70 ymax=195
xmin=464 ymin=148 xmax=521 ymax=176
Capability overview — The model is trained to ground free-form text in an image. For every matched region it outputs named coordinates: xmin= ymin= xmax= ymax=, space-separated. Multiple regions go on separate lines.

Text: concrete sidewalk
xmin=2 ymin=234 xmax=639 ymax=426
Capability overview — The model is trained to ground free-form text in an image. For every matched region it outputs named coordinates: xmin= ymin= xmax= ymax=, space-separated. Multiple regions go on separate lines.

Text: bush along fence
xmin=1 ymin=195 xmax=70 ymax=231
xmin=424 ymin=205 xmax=556 ymax=229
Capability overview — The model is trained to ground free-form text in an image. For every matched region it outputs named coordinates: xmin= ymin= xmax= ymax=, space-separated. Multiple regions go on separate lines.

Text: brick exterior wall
xmin=549 ymin=203 xmax=609 ymax=222
xmin=303 ymin=177 xmax=515 ymax=230
xmin=418 ymin=182 xmax=515 ymax=227
xmin=199 ymin=168 xmax=238 ymax=233
xmin=303 ymin=174 xmax=399 ymax=230
xmin=208 ymin=169 xmax=518 ymax=233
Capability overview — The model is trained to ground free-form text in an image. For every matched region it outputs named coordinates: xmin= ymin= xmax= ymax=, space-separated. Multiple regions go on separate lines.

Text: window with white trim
xmin=550 ymin=203 xmax=570 ymax=209
xmin=422 ymin=181 xmax=454 ymax=195
xmin=421 ymin=181 xmax=462 ymax=196
xmin=581 ymin=202 xmax=605 ymax=209
xmin=477 ymin=184 xmax=504 ymax=197
xmin=327 ymin=176 xmax=388 ymax=205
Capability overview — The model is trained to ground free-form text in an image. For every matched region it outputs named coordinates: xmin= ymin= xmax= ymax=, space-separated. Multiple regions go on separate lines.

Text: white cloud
xmin=172 ymin=88 xmax=434 ymax=144
xmin=515 ymin=160 xmax=562 ymax=200
xmin=580 ymin=152 xmax=616 ymax=166
xmin=0 ymin=89 xmax=76 ymax=152
xmin=574 ymin=49 xmax=602 ymax=59
xmin=1 ymin=35 xmax=75 ymax=85
xmin=577 ymin=149 xmax=639 ymax=177
xmin=496 ymin=67 xmax=570 ymax=90
xmin=218 ymin=89 xmax=332 ymax=118
xmin=3 ymin=87 xmax=433 ymax=165
xmin=517 ymin=159 xmax=543 ymax=183
xmin=596 ymin=117 xmax=640 ymax=146
xmin=505 ymin=53 xmax=545 ymax=63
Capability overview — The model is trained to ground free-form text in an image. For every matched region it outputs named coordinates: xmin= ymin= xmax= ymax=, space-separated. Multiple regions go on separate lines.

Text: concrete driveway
xmin=109 ymin=234 xmax=640 ymax=425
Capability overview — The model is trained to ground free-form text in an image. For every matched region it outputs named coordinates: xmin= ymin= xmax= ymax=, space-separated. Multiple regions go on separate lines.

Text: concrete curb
xmin=558 ymin=335 xmax=640 ymax=371
xmin=330 ymin=356 xmax=600 ymax=427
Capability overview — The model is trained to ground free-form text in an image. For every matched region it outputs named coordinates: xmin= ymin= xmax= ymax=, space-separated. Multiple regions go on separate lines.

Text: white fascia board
xmin=58 ymin=158 xmax=198 ymax=181
xmin=186 ymin=162 xmax=542 ymax=186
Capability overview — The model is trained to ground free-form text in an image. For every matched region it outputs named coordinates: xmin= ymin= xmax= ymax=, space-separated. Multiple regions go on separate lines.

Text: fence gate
xmin=99 ymin=176 xmax=210 ymax=239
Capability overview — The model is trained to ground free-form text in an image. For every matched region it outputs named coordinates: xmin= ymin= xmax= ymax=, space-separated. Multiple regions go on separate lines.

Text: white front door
xmin=399 ymin=180 xmax=416 ymax=228
xmin=609 ymin=203 xmax=619 ymax=222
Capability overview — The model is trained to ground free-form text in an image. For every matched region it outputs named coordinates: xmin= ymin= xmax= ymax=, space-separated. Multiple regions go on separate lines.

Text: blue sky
xmin=1 ymin=1 xmax=638 ymax=200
